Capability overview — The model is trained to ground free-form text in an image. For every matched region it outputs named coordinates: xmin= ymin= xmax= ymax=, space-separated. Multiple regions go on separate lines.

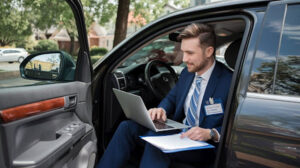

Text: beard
xmin=187 ymin=58 xmax=209 ymax=73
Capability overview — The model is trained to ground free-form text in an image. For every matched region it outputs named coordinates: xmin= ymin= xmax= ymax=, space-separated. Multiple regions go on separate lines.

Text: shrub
xmin=90 ymin=47 xmax=108 ymax=56
xmin=27 ymin=50 xmax=39 ymax=55
xmin=91 ymin=56 xmax=103 ymax=64
xmin=34 ymin=40 xmax=59 ymax=52
xmin=15 ymin=36 xmax=37 ymax=51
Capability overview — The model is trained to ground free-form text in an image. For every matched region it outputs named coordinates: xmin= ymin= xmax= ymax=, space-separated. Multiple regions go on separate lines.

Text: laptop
xmin=113 ymin=88 xmax=190 ymax=132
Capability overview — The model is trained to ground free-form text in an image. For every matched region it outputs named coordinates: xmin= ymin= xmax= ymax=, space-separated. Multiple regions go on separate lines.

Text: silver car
xmin=0 ymin=48 xmax=29 ymax=63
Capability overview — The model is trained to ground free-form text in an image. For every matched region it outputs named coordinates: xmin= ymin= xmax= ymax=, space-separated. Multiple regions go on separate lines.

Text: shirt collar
xmin=195 ymin=61 xmax=216 ymax=81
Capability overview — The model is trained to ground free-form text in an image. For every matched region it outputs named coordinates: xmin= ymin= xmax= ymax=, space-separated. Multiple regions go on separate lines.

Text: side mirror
xmin=20 ymin=51 xmax=76 ymax=81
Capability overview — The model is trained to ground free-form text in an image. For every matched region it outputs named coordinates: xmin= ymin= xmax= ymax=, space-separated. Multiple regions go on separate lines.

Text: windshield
xmin=122 ymin=35 xmax=182 ymax=67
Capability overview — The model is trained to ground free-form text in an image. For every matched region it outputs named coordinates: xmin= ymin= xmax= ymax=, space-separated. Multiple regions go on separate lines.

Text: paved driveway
xmin=0 ymin=62 xmax=20 ymax=71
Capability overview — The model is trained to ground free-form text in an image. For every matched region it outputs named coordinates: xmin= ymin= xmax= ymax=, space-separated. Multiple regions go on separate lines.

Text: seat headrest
xmin=224 ymin=39 xmax=242 ymax=70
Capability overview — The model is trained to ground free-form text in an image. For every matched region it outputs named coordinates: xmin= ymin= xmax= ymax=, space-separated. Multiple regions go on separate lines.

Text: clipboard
xmin=140 ymin=133 xmax=214 ymax=153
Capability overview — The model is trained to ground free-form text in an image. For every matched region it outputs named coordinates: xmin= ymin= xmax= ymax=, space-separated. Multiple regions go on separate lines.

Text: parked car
xmin=0 ymin=0 xmax=299 ymax=168
xmin=0 ymin=48 xmax=28 ymax=63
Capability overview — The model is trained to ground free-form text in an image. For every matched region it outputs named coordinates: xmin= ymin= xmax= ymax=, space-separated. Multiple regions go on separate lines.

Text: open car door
xmin=0 ymin=0 xmax=97 ymax=168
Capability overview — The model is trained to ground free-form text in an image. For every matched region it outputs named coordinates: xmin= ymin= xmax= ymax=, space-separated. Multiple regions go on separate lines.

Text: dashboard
xmin=112 ymin=63 xmax=184 ymax=106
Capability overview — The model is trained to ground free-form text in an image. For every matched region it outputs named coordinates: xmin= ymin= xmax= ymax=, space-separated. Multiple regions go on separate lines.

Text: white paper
xmin=141 ymin=133 xmax=211 ymax=151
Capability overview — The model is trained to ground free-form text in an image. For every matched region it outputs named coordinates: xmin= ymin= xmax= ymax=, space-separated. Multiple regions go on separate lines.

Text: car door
xmin=217 ymin=1 xmax=300 ymax=167
xmin=8 ymin=50 xmax=20 ymax=62
xmin=2 ymin=50 xmax=14 ymax=62
xmin=0 ymin=0 xmax=97 ymax=168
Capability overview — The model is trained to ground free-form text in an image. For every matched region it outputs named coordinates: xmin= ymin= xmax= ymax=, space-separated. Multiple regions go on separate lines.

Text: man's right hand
xmin=148 ymin=108 xmax=167 ymax=122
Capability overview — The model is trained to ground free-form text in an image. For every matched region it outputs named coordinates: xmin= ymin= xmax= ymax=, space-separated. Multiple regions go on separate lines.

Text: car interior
xmin=96 ymin=18 xmax=246 ymax=167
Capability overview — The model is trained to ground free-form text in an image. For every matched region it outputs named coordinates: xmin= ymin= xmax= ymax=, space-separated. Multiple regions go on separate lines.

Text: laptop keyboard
xmin=153 ymin=120 xmax=174 ymax=129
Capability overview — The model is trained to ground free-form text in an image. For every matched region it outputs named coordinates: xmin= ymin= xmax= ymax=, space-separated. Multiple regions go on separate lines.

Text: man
xmin=97 ymin=23 xmax=232 ymax=168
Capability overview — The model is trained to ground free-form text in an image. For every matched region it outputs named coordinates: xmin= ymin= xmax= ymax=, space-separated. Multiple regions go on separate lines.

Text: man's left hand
xmin=180 ymin=127 xmax=211 ymax=141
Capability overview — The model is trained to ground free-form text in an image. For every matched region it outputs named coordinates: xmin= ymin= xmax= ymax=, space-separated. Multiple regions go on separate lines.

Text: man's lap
xmin=106 ymin=120 xmax=215 ymax=166
xmin=138 ymin=124 xmax=215 ymax=165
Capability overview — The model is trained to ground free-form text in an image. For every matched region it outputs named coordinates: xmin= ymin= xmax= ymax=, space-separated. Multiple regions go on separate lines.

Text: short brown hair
xmin=178 ymin=23 xmax=216 ymax=51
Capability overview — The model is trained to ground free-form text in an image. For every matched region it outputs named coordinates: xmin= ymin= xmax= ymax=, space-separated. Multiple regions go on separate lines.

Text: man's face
xmin=181 ymin=37 xmax=213 ymax=74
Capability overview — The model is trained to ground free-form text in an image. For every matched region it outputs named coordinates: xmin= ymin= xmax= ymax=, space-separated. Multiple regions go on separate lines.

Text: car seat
xmin=224 ymin=38 xmax=242 ymax=70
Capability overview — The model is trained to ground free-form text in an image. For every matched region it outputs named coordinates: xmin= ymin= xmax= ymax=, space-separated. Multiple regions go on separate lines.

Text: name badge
xmin=204 ymin=98 xmax=224 ymax=116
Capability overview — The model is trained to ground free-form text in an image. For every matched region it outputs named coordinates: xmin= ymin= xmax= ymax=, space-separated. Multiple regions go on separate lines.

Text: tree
xmin=112 ymin=0 xmax=190 ymax=47
xmin=113 ymin=0 xmax=130 ymax=47
xmin=0 ymin=0 xmax=104 ymax=53
xmin=27 ymin=0 xmax=103 ymax=54
xmin=27 ymin=0 xmax=80 ymax=54
xmin=132 ymin=0 xmax=189 ymax=23
xmin=0 ymin=0 xmax=32 ymax=46
xmin=0 ymin=0 xmax=189 ymax=50
xmin=91 ymin=0 xmax=118 ymax=25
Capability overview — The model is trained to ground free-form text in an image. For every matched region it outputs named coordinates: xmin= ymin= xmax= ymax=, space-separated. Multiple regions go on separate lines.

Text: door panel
xmin=0 ymin=82 xmax=96 ymax=168
xmin=231 ymin=93 xmax=300 ymax=167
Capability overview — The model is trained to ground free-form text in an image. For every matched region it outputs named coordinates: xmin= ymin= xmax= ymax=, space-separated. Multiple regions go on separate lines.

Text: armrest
xmin=13 ymin=121 xmax=86 ymax=168
xmin=13 ymin=134 xmax=72 ymax=167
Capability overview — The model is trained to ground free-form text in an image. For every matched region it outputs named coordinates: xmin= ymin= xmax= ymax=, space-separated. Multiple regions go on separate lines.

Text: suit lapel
xmin=175 ymin=71 xmax=194 ymax=121
xmin=198 ymin=62 xmax=222 ymax=126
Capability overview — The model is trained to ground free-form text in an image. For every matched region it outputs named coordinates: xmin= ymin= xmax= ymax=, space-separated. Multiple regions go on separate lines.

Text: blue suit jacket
xmin=158 ymin=61 xmax=232 ymax=133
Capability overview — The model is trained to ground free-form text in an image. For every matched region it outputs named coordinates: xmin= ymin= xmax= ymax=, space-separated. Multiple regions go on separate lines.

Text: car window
xmin=274 ymin=4 xmax=300 ymax=96
xmin=0 ymin=0 xmax=79 ymax=88
xmin=120 ymin=33 xmax=232 ymax=70
xmin=121 ymin=35 xmax=183 ymax=67
xmin=248 ymin=5 xmax=285 ymax=94
xmin=6 ymin=50 xmax=20 ymax=54
xmin=3 ymin=50 xmax=11 ymax=54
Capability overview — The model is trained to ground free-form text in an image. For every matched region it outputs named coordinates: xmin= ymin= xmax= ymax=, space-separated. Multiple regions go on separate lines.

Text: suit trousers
xmin=97 ymin=120 xmax=215 ymax=168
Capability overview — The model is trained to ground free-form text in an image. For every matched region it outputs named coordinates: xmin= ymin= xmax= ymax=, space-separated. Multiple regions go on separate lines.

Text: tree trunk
xmin=69 ymin=35 xmax=75 ymax=55
xmin=113 ymin=0 xmax=130 ymax=47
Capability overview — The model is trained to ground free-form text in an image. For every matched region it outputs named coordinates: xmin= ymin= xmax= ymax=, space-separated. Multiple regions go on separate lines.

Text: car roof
xmin=154 ymin=0 xmax=272 ymax=23
xmin=184 ymin=0 xmax=273 ymax=12
xmin=0 ymin=48 xmax=26 ymax=51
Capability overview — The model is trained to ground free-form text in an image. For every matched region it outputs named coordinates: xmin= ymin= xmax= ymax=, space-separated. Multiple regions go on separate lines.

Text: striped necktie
xmin=186 ymin=76 xmax=202 ymax=126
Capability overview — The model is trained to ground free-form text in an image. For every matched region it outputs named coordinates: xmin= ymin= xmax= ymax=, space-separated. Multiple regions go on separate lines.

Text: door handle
xmin=65 ymin=95 xmax=77 ymax=108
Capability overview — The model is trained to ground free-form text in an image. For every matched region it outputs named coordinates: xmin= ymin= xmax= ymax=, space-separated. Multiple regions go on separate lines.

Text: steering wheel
xmin=145 ymin=60 xmax=178 ymax=100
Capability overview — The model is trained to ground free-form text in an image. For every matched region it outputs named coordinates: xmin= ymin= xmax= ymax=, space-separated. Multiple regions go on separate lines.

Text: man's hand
xmin=180 ymin=127 xmax=211 ymax=141
xmin=148 ymin=108 xmax=167 ymax=122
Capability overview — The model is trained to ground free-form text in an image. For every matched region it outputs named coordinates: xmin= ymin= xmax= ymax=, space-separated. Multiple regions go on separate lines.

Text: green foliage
xmin=0 ymin=0 xmax=33 ymax=46
xmin=28 ymin=0 xmax=79 ymax=53
xmin=91 ymin=55 xmax=104 ymax=64
xmin=83 ymin=0 xmax=118 ymax=25
xmin=34 ymin=40 xmax=59 ymax=52
xmin=131 ymin=0 xmax=190 ymax=24
xmin=0 ymin=0 xmax=190 ymax=50
xmin=0 ymin=0 xmax=103 ymax=52
xmin=27 ymin=50 xmax=39 ymax=55
xmin=90 ymin=47 xmax=108 ymax=56
xmin=15 ymin=36 xmax=37 ymax=50
xmin=96 ymin=0 xmax=190 ymax=26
